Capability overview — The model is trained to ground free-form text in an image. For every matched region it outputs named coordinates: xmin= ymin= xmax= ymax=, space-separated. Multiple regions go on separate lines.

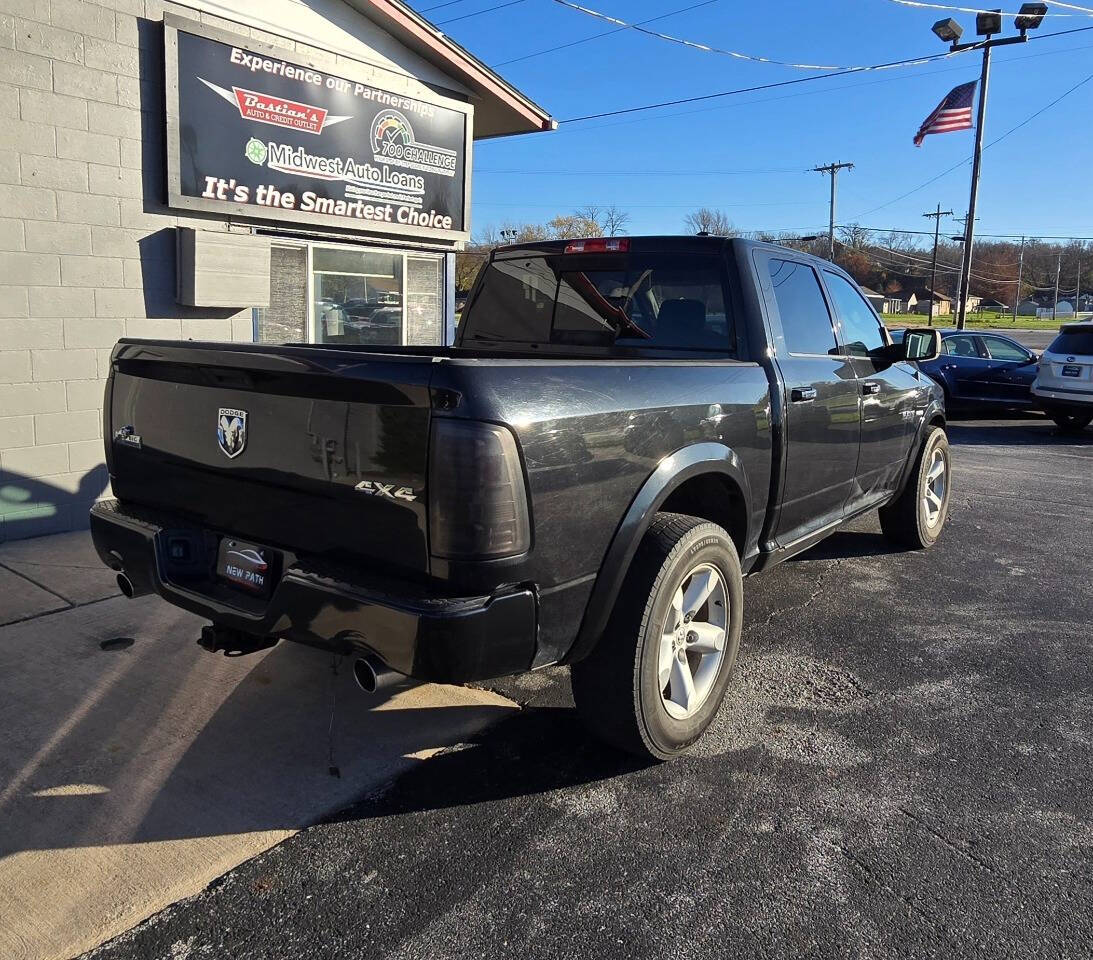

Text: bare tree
xmin=601 ymin=205 xmax=631 ymax=236
xmin=683 ymin=208 xmax=736 ymax=236
xmin=575 ymin=204 xmax=603 ymax=231
xmin=837 ymin=222 xmax=871 ymax=251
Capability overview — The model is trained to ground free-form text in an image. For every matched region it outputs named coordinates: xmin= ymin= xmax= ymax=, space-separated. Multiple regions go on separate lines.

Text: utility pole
xmin=923 ymin=204 xmax=953 ymax=327
xmin=1012 ymin=236 xmax=1025 ymax=324
xmin=813 ymin=161 xmax=854 ymax=261
xmin=1052 ymin=251 xmax=1062 ymax=323
xmin=1076 ymin=242 xmax=1083 ymax=317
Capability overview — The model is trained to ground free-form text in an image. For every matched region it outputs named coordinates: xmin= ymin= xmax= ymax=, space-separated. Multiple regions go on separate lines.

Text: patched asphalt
xmin=85 ymin=413 xmax=1093 ymax=960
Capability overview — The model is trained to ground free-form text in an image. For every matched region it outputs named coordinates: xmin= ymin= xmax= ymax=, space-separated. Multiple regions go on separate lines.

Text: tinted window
xmin=462 ymin=252 xmax=733 ymax=352
xmin=460 ymin=256 xmax=555 ymax=343
xmin=768 ymin=259 xmax=837 ymax=356
xmin=942 ymin=334 xmax=981 ymax=358
xmin=981 ymin=336 xmax=1029 ymax=361
xmin=824 ymin=272 xmax=886 ymax=357
xmin=1048 ymin=330 xmax=1093 ymax=356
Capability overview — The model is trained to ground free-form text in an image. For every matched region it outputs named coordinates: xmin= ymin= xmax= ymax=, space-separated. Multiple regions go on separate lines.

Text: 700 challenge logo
xmin=370 ymin=110 xmax=456 ymax=178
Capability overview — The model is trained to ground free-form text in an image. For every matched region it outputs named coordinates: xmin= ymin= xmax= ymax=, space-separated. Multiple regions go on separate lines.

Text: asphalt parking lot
xmin=66 ymin=407 xmax=1092 ymax=960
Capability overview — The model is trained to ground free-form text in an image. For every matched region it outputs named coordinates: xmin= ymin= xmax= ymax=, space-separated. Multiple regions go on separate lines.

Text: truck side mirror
xmin=902 ymin=328 xmax=941 ymax=362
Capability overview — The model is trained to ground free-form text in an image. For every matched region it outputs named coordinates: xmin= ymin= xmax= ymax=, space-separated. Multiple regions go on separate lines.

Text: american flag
xmin=913 ymin=81 xmax=977 ymax=147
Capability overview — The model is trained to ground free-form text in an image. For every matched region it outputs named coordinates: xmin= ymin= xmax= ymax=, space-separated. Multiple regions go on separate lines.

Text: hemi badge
xmin=114 ymin=425 xmax=142 ymax=449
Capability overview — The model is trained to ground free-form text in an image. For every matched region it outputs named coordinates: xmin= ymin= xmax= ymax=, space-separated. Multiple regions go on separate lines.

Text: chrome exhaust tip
xmin=116 ymin=573 xmax=135 ymax=598
xmin=352 ymin=654 xmax=401 ymax=694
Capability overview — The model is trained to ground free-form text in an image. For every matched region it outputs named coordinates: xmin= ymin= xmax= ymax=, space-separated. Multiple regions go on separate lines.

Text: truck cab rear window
xmin=462 ymin=252 xmax=734 ymax=353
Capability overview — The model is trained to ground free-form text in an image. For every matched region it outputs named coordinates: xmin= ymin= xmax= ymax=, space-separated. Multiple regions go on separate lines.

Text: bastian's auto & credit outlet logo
xmin=198 ymin=77 xmax=352 ymax=134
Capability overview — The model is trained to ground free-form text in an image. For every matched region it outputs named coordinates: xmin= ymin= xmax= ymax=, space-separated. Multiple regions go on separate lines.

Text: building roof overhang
xmin=348 ymin=0 xmax=556 ymax=139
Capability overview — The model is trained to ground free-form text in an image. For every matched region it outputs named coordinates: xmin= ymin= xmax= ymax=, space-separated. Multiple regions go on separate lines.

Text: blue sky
xmin=407 ymin=0 xmax=1093 ymax=243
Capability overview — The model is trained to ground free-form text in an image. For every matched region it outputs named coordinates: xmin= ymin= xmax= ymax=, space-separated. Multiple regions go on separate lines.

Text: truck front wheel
xmin=571 ymin=513 xmax=743 ymax=760
xmin=879 ymin=425 xmax=951 ymax=549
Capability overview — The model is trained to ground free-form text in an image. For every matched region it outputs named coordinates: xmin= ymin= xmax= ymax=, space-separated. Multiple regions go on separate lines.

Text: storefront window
xmin=313 ymin=248 xmax=403 ymax=346
xmin=255 ymin=242 xmax=446 ymax=347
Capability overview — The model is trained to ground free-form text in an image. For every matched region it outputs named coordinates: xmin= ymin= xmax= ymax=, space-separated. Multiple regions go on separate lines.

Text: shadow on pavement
xmin=788 ymin=530 xmax=903 ymax=562
xmin=332 ymin=704 xmax=650 ymax=823
xmin=945 ymin=418 xmax=1091 ymax=446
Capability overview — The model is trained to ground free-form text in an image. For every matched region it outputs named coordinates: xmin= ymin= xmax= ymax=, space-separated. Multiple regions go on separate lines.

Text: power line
xmin=848 ymin=66 xmax=1093 ymax=218
xmin=419 ymin=0 xmax=477 ymax=12
xmin=883 ymin=0 xmax=1093 ymax=17
xmin=494 ymin=0 xmax=719 ymax=67
xmin=435 ymin=0 xmax=528 ymax=25
xmin=560 ymin=22 xmax=1093 ymax=123
xmin=552 ymin=0 xmax=982 ymax=70
xmin=561 ymin=50 xmax=979 ymax=123
xmin=473 ymin=167 xmax=804 ymax=176
xmin=549 ymin=37 xmax=1093 ymax=137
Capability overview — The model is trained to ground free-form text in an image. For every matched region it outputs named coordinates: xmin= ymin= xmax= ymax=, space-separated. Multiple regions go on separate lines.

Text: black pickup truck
xmin=90 ymin=237 xmax=949 ymax=758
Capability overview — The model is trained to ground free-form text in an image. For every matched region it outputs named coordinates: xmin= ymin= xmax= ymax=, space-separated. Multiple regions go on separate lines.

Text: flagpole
xmin=956 ymin=45 xmax=990 ymax=331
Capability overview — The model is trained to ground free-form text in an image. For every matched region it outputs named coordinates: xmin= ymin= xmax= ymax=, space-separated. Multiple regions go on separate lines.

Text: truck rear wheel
xmin=571 ymin=513 xmax=743 ymax=760
xmin=879 ymin=425 xmax=951 ymax=549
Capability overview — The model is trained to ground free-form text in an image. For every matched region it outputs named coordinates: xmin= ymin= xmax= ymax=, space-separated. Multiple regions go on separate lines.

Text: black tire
xmin=879 ymin=425 xmax=951 ymax=549
xmin=570 ymin=512 xmax=743 ymax=761
xmin=1049 ymin=410 xmax=1093 ymax=432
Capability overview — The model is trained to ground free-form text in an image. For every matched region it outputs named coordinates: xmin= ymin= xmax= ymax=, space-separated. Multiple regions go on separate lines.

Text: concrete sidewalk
xmin=0 ymin=532 xmax=516 ymax=960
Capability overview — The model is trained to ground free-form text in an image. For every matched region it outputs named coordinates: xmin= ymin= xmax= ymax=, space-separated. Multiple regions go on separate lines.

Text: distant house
xmin=977 ymin=297 xmax=1008 ymax=312
xmin=906 ymin=289 xmax=952 ymax=317
xmin=859 ymin=286 xmax=886 ymax=313
xmin=1017 ymin=299 xmax=1039 ymax=316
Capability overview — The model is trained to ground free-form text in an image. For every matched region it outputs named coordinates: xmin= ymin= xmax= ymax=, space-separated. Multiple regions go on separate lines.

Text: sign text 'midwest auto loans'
xmin=170 ymin=27 xmax=468 ymax=236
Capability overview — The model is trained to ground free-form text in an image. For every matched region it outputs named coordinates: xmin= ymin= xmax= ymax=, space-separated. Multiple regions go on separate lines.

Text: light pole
xmin=930 ymin=4 xmax=1047 ymax=330
xmin=923 ymin=203 xmax=953 ymax=326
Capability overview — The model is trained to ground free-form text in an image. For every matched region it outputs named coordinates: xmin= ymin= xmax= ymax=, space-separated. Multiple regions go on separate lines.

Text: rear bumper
xmin=90 ymin=499 xmax=538 ymax=683
xmin=1032 ymin=384 xmax=1093 ymax=410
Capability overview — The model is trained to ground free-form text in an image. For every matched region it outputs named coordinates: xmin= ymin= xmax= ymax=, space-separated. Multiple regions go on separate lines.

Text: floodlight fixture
xmin=1014 ymin=3 xmax=1047 ymax=31
xmin=932 ymin=18 xmax=963 ymax=43
xmin=976 ymin=9 xmax=1003 ymax=36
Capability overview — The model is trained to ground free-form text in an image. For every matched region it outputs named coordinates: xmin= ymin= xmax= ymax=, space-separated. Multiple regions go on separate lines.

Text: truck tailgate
xmin=107 ymin=340 xmax=436 ymax=573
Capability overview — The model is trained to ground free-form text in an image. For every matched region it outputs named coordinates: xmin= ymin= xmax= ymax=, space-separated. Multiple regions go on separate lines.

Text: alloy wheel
xmin=658 ymin=563 xmax=728 ymax=720
xmin=922 ymin=446 xmax=948 ymax=528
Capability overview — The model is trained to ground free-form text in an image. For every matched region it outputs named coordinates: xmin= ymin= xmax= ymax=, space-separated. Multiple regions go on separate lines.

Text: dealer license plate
xmin=1062 ymin=364 xmax=1082 ymax=377
xmin=216 ymin=537 xmax=274 ymax=595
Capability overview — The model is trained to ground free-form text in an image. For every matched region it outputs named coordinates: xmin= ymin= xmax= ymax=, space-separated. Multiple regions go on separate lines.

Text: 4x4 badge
xmin=217 ymin=408 xmax=248 ymax=459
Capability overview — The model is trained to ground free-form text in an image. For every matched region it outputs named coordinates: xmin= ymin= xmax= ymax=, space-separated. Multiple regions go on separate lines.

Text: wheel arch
xmin=564 ymin=442 xmax=752 ymax=665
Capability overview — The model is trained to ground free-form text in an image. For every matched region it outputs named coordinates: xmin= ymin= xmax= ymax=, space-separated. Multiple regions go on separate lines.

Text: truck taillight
xmin=429 ymin=419 xmax=531 ymax=560
xmin=563 ymin=238 xmax=629 ymax=254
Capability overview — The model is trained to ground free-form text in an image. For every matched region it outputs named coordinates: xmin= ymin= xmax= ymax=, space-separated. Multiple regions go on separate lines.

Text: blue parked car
xmin=891 ymin=328 xmax=1038 ymax=410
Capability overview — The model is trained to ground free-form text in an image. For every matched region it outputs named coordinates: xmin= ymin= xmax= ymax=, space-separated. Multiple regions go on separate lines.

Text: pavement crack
xmin=898 ymin=805 xmax=998 ymax=875
xmin=0 ymin=558 xmax=74 ymax=606
xmin=754 ymin=557 xmax=846 ymax=630
xmin=829 ymin=840 xmax=938 ymax=928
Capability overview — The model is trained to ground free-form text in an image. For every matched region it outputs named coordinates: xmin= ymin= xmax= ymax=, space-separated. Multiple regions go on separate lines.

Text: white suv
xmin=1032 ymin=322 xmax=1093 ymax=431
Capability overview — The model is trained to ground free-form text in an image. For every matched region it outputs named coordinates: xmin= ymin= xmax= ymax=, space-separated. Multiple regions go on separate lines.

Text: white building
xmin=0 ymin=0 xmax=554 ymax=540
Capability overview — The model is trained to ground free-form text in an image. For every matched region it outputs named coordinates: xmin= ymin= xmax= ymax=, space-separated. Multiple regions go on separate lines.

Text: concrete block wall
xmin=0 ymin=0 xmax=257 ymax=541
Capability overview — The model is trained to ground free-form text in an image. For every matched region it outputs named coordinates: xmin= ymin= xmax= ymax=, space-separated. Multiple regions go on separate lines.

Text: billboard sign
xmin=165 ymin=15 xmax=472 ymax=242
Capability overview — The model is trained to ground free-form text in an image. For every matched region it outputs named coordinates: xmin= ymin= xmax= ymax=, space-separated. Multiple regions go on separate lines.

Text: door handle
xmin=862 ymin=381 xmax=881 ymax=395
xmin=791 ymin=387 xmax=817 ymax=403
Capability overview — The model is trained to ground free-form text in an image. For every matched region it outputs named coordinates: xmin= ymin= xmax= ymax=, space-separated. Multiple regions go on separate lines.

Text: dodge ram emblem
xmin=217 ymin=407 xmax=248 ymax=459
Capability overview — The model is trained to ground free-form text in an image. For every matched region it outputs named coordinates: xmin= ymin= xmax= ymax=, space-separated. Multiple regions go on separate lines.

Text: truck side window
xmin=823 ymin=271 xmax=887 ymax=357
xmin=768 ymin=259 xmax=837 ymax=356
xmin=463 ymin=257 xmax=556 ymax=343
